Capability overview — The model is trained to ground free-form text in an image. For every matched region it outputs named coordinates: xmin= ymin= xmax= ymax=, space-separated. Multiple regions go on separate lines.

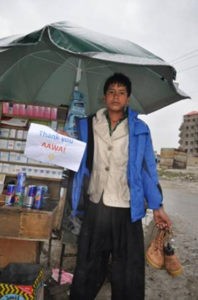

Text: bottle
xmin=14 ymin=172 xmax=26 ymax=206
xmin=64 ymin=88 xmax=87 ymax=138
xmin=164 ymin=242 xmax=175 ymax=256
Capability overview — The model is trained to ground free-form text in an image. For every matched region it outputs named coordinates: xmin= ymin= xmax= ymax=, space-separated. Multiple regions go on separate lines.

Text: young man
xmin=69 ymin=73 xmax=171 ymax=300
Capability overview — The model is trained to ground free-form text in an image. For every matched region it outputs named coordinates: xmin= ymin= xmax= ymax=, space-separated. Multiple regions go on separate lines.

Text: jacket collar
xmin=94 ymin=108 xmax=128 ymax=141
xmin=94 ymin=107 xmax=149 ymax=136
xmin=127 ymin=107 xmax=149 ymax=135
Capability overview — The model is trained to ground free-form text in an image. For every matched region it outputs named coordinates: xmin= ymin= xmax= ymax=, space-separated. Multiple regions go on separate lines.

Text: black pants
xmin=70 ymin=200 xmax=145 ymax=300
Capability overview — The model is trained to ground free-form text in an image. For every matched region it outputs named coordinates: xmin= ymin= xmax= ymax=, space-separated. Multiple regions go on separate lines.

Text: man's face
xmin=104 ymin=83 xmax=129 ymax=113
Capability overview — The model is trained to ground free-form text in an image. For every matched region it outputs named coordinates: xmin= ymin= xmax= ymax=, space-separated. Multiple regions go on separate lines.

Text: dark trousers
xmin=70 ymin=200 xmax=145 ymax=300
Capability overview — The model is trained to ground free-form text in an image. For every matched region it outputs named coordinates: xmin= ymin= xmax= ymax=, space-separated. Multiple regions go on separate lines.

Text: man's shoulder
xmin=134 ymin=117 xmax=150 ymax=135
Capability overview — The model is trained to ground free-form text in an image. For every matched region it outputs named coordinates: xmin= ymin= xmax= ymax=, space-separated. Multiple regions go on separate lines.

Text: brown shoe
xmin=146 ymin=229 xmax=167 ymax=269
xmin=164 ymin=243 xmax=183 ymax=276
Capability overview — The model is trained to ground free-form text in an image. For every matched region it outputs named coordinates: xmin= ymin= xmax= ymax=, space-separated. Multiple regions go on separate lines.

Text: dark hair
xmin=103 ymin=73 xmax=131 ymax=97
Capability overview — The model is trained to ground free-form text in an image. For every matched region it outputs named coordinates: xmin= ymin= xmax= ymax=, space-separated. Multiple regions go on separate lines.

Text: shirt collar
xmin=104 ymin=109 xmax=128 ymax=136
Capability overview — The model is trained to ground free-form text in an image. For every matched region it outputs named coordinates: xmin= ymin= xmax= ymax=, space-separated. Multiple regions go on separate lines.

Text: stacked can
xmin=5 ymin=184 xmax=16 ymax=206
xmin=23 ymin=185 xmax=37 ymax=208
xmin=41 ymin=185 xmax=48 ymax=207
xmin=33 ymin=186 xmax=45 ymax=209
xmin=14 ymin=172 xmax=26 ymax=206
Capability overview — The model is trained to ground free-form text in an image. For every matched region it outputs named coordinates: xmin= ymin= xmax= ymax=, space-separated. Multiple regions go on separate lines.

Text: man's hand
xmin=153 ymin=207 xmax=172 ymax=229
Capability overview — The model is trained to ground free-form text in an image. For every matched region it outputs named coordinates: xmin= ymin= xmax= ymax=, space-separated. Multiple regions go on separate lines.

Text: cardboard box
xmin=0 ymin=263 xmax=44 ymax=300
xmin=0 ymin=203 xmax=57 ymax=241
xmin=0 ymin=239 xmax=39 ymax=268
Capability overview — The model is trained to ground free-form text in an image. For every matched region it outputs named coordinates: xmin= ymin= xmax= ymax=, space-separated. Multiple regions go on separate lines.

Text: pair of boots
xmin=146 ymin=228 xmax=183 ymax=277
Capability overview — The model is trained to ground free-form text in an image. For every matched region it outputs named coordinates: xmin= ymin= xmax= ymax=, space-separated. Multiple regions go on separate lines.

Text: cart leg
xmin=58 ymin=243 xmax=66 ymax=284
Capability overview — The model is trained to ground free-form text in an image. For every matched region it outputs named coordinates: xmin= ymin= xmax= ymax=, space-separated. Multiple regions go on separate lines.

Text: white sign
xmin=24 ymin=123 xmax=86 ymax=172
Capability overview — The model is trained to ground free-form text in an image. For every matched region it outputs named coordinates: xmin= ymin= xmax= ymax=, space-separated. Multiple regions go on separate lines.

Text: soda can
xmin=41 ymin=185 xmax=48 ymax=207
xmin=14 ymin=191 xmax=24 ymax=207
xmin=5 ymin=184 xmax=16 ymax=206
xmin=23 ymin=185 xmax=37 ymax=208
xmin=33 ymin=186 xmax=44 ymax=209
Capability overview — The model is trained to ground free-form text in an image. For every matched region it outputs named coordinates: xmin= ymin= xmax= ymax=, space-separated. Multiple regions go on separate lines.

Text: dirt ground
xmin=43 ymin=174 xmax=198 ymax=300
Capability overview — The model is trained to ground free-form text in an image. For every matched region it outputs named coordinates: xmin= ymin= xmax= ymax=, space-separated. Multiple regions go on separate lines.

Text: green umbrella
xmin=0 ymin=21 xmax=189 ymax=114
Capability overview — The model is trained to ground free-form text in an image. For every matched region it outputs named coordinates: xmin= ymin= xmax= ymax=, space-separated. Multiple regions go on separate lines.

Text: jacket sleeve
xmin=70 ymin=115 xmax=94 ymax=216
xmin=142 ymin=128 xmax=163 ymax=209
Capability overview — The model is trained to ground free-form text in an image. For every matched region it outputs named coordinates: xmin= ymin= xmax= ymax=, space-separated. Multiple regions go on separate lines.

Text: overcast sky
xmin=0 ymin=0 xmax=197 ymax=153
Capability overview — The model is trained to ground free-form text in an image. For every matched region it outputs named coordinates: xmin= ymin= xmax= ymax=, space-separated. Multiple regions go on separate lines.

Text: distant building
xmin=178 ymin=111 xmax=198 ymax=157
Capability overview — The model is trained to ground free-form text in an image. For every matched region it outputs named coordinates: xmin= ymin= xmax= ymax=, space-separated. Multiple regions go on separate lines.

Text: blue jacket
xmin=70 ymin=107 xmax=163 ymax=222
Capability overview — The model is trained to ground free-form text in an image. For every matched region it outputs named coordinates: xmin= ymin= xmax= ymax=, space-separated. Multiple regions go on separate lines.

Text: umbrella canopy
xmin=0 ymin=21 xmax=189 ymax=114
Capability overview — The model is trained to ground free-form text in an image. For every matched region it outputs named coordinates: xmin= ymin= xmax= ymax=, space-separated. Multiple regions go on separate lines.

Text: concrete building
xmin=179 ymin=111 xmax=198 ymax=157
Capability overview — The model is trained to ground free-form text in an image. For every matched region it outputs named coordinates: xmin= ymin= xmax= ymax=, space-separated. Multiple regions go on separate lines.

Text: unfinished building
xmin=179 ymin=111 xmax=198 ymax=157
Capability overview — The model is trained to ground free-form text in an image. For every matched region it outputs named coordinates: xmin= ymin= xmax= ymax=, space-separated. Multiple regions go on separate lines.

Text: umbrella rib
xmin=0 ymin=51 xmax=64 ymax=80
xmin=30 ymin=52 xmax=64 ymax=66
xmin=31 ymin=58 xmax=80 ymax=101
xmin=144 ymin=66 xmax=168 ymax=82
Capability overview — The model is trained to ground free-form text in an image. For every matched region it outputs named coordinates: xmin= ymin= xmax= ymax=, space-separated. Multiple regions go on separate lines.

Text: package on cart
xmin=0 ymin=128 xmax=10 ymax=138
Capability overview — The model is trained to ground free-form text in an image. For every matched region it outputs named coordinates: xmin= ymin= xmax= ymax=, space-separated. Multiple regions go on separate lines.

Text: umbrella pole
xmin=74 ymin=58 xmax=82 ymax=91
